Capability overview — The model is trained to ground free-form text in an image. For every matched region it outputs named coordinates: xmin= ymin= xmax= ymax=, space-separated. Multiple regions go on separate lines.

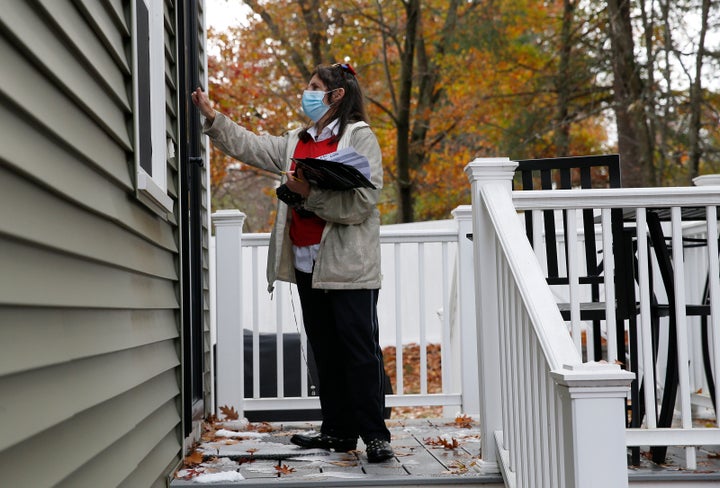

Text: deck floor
xmin=171 ymin=417 xmax=504 ymax=487
xmin=171 ymin=417 xmax=720 ymax=487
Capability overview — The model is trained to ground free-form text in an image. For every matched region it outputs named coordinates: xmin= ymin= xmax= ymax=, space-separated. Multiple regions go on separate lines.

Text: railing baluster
xmin=517 ymin=308 xmax=540 ymax=486
xmin=601 ymin=208 xmax=618 ymax=363
xmin=276 ymin=283 xmax=284 ymax=398
xmin=671 ymin=207 xmax=697 ymax=469
xmin=503 ymin=264 xmax=514 ymax=473
xmin=299 ymin=298 xmax=311 ymax=397
xmin=394 ymin=242 xmax=404 ymax=396
xmin=441 ymin=242 xmax=451 ymax=412
xmin=532 ymin=209 xmax=547 ymax=275
xmin=537 ymin=348 xmax=551 ymax=487
xmin=500 ymin=254 xmax=512 ymax=471
xmin=635 ymin=209 xmax=657 ymax=428
xmin=566 ymin=209 xmax=582 ymax=355
xmin=418 ymin=242 xmax=428 ymax=395
xmin=529 ymin=331 xmax=542 ymax=485
xmin=498 ymin=244 xmax=510 ymax=456
xmin=504 ymin=268 xmax=526 ymax=480
xmin=252 ymin=246 xmax=260 ymax=399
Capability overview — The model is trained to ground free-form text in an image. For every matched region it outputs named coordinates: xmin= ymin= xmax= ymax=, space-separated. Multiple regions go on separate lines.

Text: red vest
xmin=288 ymin=137 xmax=339 ymax=246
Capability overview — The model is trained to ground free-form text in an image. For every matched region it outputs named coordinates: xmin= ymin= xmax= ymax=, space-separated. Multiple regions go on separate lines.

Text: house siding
xmin=0 ymin=1 xmax=208 ymax=486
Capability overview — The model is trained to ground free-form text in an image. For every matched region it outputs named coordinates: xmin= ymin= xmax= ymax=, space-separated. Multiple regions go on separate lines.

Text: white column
xmin=451 ymin=205 xmax=479 ymax=417
xmin=552 ymin=364 xmax=634 ymax=488
xmin=464 ymin=157 xmax=517 ymax=466
xmin=212 ymin=209 xmax=246 ymax=416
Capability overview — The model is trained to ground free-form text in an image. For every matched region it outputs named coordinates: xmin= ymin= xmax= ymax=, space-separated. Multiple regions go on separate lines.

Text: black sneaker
xmin=365 ymin=438 xmax=394 ymax=463
xmin=290 ymin=432 xmax=357 ymax=452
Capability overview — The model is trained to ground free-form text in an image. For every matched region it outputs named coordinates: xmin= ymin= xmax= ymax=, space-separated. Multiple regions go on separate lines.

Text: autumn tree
xmin=208 ymin=0 xmax=493 ymax=223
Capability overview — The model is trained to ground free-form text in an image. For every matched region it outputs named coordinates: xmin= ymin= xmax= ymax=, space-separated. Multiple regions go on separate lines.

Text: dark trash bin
xmin=243 ymin=329 xmax=322 ymax=422
xmin=239 ymin=330 xmax=392 ymax=422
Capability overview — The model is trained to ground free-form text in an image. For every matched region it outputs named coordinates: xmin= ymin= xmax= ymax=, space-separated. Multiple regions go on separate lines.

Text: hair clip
xmin=332 ymin=63 xmax=356 ymax=76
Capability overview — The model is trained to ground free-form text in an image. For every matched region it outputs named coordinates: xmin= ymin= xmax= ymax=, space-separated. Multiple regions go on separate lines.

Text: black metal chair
xmin=643 ymin=210 xmax=717 ymax=464
xmin=514 ymin=155 xmax=627 ymax=360
xmin=514 ymin=155 xmax=653 ymax=465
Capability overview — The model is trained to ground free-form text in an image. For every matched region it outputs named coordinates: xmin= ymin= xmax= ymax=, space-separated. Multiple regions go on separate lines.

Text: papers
xmin=292 ymin=147 xmax=376 ymax=190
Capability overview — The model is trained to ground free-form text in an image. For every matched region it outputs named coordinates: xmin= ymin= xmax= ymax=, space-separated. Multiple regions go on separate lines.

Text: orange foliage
xmin=207 ymin=0 xmax=613 ymax=225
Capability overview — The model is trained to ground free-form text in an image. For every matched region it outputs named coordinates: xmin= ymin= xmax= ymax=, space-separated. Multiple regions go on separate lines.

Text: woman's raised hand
xmin=191 ymin=87 xmax=215 ymax=123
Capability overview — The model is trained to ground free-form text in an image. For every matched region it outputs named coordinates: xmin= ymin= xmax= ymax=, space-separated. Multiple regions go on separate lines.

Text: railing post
xmin=552 ymin=364 xmax=634 ymax=488
xmin=212 ymin=209 xmax=246 ymax=416
xmin=451 ymin=205 xmax=479 ymax=417
xmin=464 ymin=157 xmax=517 ymax=467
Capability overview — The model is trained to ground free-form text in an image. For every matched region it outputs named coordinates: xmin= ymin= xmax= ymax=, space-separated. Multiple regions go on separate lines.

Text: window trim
xmin=132 ymin=0 xmax=173 ymax=216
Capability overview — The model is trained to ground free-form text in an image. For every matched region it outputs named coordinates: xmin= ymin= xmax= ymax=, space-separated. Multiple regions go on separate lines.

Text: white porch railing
xmin=467 ymin=157 xmax=720 ymax=486
xmin=212 ymin=207 xmax=480 ymax=419
xmin=509 ymin=184 xmax=720 ymax=470
xmin=467 ymin=159 xmax=634 ymax=488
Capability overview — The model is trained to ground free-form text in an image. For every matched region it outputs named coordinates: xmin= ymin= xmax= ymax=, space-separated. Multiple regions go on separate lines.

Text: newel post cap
xmin=212 ymin=209 xmax=246 ymax=228
xmin=464 ymin=157 xmax=518 ymax=184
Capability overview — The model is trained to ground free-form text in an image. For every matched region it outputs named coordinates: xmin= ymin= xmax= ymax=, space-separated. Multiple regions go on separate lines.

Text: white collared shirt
xmin=307 ymin=118 xmax=340 ymax=142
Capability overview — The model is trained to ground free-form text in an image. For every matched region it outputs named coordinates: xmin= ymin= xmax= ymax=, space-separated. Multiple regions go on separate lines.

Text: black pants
xmin=295 ymin=269 xmax=391 ymax=442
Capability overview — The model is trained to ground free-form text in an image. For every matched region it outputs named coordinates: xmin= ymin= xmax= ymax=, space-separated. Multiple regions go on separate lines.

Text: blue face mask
xmin=301 ymin=89 xmax=336 ymax=122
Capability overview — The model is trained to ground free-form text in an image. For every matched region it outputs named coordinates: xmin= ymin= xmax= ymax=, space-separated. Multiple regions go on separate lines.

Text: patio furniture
xmin=514 ymin=154 xmax=627 ymax=360
xmin=514 ymin=155 xmax=659 ymax=466
xmin=643 ymin=209 xmax=718 ymax=464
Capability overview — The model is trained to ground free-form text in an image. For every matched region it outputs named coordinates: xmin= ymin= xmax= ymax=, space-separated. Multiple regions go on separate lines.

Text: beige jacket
xmin=204 ymin=113 xmax=383 ymax=292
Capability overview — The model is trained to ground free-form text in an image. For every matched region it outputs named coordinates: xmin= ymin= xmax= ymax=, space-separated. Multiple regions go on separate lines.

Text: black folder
xmin=292 ymin=147 xmax=376 ymax=190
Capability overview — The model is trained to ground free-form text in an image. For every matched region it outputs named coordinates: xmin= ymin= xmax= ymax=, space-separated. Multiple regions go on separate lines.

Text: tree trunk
xmin=395 ymin=0 xmax=420 ymax=223
xmin=688 ymin=0 xmax=710 ymax=182
xmin=554 ymin=0 xmax=574 ymax=156
xmin=298 ymin=0 xmax=330 ymax=66
xmin=607 ymin=0 xmax=654 ymax=187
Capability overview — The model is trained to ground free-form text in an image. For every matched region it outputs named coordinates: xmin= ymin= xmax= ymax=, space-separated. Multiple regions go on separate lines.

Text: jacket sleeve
xmin=203 ymin=112 xmax=290 ymax=174
xmin=302 ymin=125 xmax=383 ymax=225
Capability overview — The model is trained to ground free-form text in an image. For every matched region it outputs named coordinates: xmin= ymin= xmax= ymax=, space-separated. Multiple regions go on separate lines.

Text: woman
xmin=191 ymin=63 xmax=394 ymax=463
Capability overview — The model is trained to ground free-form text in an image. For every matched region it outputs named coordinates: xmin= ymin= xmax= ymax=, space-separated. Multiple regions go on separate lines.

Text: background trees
xmin=206 ymin=0 xmax=720 ymax=228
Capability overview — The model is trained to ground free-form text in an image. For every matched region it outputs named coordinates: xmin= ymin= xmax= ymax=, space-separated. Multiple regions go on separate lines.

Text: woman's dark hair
xmin=299 ymin=63 xmax=368 ymax=142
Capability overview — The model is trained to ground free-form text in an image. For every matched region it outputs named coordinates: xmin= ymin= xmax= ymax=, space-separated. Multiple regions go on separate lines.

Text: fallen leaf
xmin=249 ymin=421 xmax=274 ymax=432
xmin=184 ymin=450 xmax=205 ymax=465
xmin=447 ymin=460 xmax=468 ymax=473
xmin=178 ymin=467 xmax=204 ymax=480
xmin=275 ymin=464 xmax=296 ymax=475
xmin=246 ymin=448 xmax=258 ymax=455
xmin=453 ymin=414 xmax=473 ymax=428
xmin=219 ymin=405 xmax=240 ymax=420
xmin=424 ymin=436 xmax=459 ymax=449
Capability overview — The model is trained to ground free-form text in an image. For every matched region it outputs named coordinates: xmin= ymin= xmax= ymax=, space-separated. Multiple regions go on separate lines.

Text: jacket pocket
xmin=318 ymin=214 xmax=380 ymax=284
